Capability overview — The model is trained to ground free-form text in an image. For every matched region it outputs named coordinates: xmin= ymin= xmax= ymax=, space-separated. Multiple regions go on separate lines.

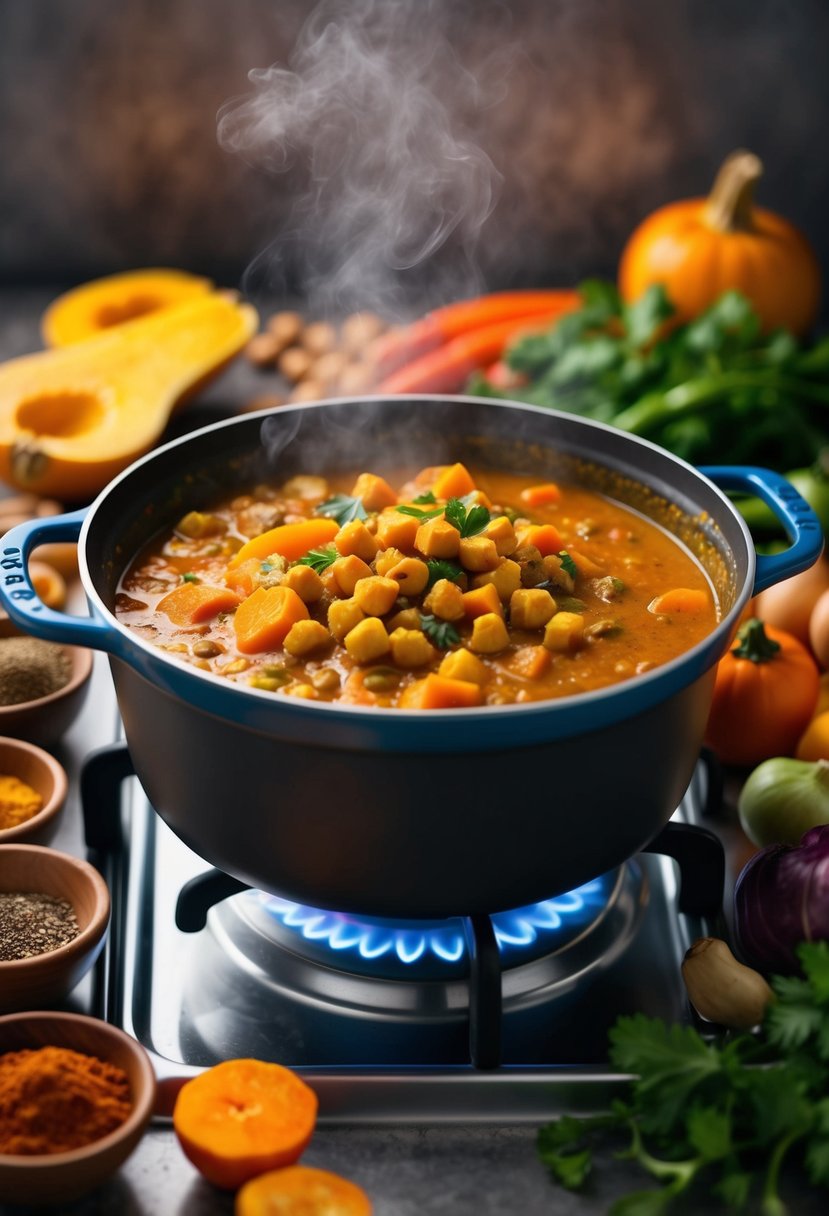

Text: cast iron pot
xmin=0 ymin=397 xmax=821 ymax=918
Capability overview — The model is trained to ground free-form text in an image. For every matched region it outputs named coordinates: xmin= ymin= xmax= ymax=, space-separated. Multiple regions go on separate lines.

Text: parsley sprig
xmin=315 ymin=494 xmax=367 ymax=526
xmin=421 ymin=614 xmax=460 ymax=649
xmin=558 ymin=550 xmax=577 ymax=579
xmin=396 ymin=503 xmax=444 ymax=520
xmin=412 ymin=490 xmax=437 ymax=504
xmin=294 ymin=546 xmax=338 ymax=573
xmin=425 ymin=559 xmax=464 ymax=588
xmin=444 ymin=495 xmax=491 ymax=537
xmin=538 ymin=940 xmax=829 ymax=1213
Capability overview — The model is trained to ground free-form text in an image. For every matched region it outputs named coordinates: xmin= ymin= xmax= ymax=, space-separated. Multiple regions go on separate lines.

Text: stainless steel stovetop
xmin=80 ymin=742 xmax=725 ymax=1124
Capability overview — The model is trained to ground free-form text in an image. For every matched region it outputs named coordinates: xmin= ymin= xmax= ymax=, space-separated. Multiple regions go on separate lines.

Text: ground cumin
xmin=0 ymin=774 xmax=43 ymax=829
xmin=0 ymin=1045 xmax=132 ymax=1154
xmin=0 ymin=636 xmax=70 ymax=705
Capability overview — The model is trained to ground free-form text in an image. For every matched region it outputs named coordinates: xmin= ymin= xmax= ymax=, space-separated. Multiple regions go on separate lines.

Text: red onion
xmin=734 ymin=823 xmax=829 ymax=975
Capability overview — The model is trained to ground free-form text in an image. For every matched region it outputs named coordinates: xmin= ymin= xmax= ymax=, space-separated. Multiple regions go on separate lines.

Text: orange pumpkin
xmin=704 ymin=617 xmax=820 ymax=766
xmin=619 ymin=151 xmax=821 ymax=335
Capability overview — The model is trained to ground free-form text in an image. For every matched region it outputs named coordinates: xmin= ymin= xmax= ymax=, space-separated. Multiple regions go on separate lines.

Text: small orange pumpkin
xmin=619 ymin=151 xmax=821 ymax=335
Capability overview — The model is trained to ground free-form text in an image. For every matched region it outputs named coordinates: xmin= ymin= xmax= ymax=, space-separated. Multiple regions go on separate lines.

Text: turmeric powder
xmin=0 ymin=774 xmax=43 ymax=830
xmin=0 ymin=1046 xmax=132 ymax=1154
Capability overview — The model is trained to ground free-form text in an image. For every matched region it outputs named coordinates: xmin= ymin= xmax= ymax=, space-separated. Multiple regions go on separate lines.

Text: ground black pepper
xmin=0 ymin=892 xmax=79 ymax=960
xmin=0 ymin=636 xmax=71 ymax=705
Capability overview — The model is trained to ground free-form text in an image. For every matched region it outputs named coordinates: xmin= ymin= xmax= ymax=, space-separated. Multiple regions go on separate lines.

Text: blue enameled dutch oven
xmin=0 ymin=396 xmax=822 ymax=918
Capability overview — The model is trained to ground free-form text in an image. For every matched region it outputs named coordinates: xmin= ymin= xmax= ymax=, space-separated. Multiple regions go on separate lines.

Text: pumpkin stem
xmin=732 ymin=617 xmax=780 ymax=663
xmin=705 ymin=150 xmax=763 ymax=232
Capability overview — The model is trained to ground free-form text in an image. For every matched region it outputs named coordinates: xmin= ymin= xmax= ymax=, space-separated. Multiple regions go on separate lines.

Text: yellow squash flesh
xmin=42 ymin=268 xmax=214 ymax=347
xmin=0 ymin=294 xmax=258 ymax=501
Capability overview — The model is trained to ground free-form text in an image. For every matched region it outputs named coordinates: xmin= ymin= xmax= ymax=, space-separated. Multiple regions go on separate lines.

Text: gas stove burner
xmin=245 ymin=874 xmax=614 ymax=980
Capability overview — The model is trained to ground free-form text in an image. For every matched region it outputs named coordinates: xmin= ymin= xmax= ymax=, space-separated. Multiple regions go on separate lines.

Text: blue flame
xmin=251 ymin=874 xmax=613 ymax=975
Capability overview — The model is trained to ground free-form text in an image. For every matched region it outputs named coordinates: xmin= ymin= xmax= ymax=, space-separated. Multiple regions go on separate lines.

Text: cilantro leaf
xmin=425 ymin=559 xmax=464 ymax=588
xmin=420 ymin=614 xmax=460 ymax=649
xmin=315 ymin=494 xmax=367 ymax=525
xmin=609 ymin=1015 xmax=723 ymax=1133
xmin=294 ymin=546 xmax=338 ymax=574
xmin=444 ymin=496 xmax=491 ymax=537
xmin=544 ymin=1148 xmax=592 ymax=1190
xmin=558 ymin=550 xmax=577 ymax=579
xmin=412 ymin=490 xmax=437 ymax=504
xmin=181 ymin=572 xmax=200 ymax=583
xmin=610 ymin=1190 xmax=674 ymax=1216
xmin=686 ymin=1106 xmax=732 ymax=1161
xmin=396 ymin=504 xmax=444 ymax=520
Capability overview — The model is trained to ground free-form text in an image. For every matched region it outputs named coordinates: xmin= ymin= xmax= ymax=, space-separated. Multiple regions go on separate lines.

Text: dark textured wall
xmin=1 ymin=0 xmax=827 ymax=313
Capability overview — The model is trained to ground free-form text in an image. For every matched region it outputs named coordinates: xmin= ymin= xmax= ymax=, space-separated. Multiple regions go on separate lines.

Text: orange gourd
xmin=235 ymin=1166 xmax=372 ymax=1216
xmin=619 ymin=151 xmax=821 ymax=335
xmin=704 ymin=617 xmax=820 ymax=766
xmin=42 ymin=268 xmax=213 ymax=347
xmin=172 ymin=1058 xmax=318 ymax=1191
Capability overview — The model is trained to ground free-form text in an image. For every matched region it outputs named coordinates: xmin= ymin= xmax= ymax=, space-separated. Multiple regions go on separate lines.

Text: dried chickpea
xmin=283 ymin=620 xmax=332 ymax=657
xmin=332 ymin=555 xmax=373 ymax=596
xmin=344 ymin=617 xmax=390 ymax=664
xmin=387 ymin=557 xmax=429 ymax=597
xmin=267 ymin=311 xmax=303 ymax=347
xmin=301 ymin=321 xmax=337 ymax=356
xmin=245 ymin=331 xmax=282 ymax=368
xmin=353 ymin=575 xmax=399 ymax=617
xmin=389 ymin=627 xmax=436 ymax=668
xmin=278 ymin=347 xmax=314 ymax=383
xmin=328 ymin=598 xmax=365 ymax=641
xmin=422 ymin=579 xmax=465 ymax=621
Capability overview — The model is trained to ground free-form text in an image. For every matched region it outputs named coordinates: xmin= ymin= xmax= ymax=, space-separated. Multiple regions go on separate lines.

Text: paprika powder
xmin=0 ymin=1045 xmax=132 ymax=1154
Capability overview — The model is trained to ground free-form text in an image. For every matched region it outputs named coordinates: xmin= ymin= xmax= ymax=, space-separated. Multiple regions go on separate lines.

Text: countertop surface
xmin=0 ymin=290 xmax=823 ymax=1215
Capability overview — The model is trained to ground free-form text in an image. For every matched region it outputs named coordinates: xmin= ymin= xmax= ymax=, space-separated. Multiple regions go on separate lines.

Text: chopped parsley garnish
xmin=315 ymin=494 xmax=367 ymax=526
xmin=421 ymin=614 xmax=460 ymax=649
xmin=295 ymin=546 xmax=338 ymax=573
xmin=181 ymin=572 xmax=200 ymax=583
xmin=396 ymin=504 xmax=444 ymax=520
xmin=412 ymin=490 xmax=437 ymax=504
xmin=558 ymin=551 xmax=577 ymax=579
xmin=425 ymin=559 xmax=464 ymax=588
xmin=538 ymin=940 xmax=829 ymax=1214
xmin=444 ymin=496 xmax=491 ymax=537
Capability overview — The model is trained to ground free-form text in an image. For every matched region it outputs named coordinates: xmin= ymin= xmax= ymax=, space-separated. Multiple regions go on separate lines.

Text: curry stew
xmin=114 ymin=462 xmax=719 ymax=708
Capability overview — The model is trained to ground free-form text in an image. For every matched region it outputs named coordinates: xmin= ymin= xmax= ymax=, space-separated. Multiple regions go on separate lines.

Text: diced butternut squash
xmin=543 ymin=611 xmax=585 ymax=653
xmin=283 ymin=619 xmax=332 ymax=656
xmin=484 ymin=516 xmax=517 ymax=556
xmin=458 ymin=536 xmax=499 ymax=572
xmin=328 ymin=597 xmax=364 ymax=641
xmin=374 ymin=547 xmax=405 ymax=576
xmin=399 ymin=672 xmax=483 ymax=709
xmin=431 ymin=461 xmax=476 ymax=500
xmin=472 ymin=559 xmax=522 ymax=602
xmin=353 ymin=575 xmax=399 ymax=616
xmin=515 ymin=523 xmax=564 ymax=556
xmin=234 ymin=586 xmax=309 ymax=653
xmin=648 ymin=588 xmax=710 ymax=615
xmin=462 ymin=582 xmax=504 ymax=619
xmin=415 ymin=517 xmax=460 ymax=559
xmin=438 ymin=648 xmax=488 ymax=686
xmin=282 ymin=564 xmax=324 ymax=603
xmin=509 ymin=588 xmax=557 ymax=630
xmin=376 ymin=511 xmax=419 ymax=551
xmin=469 ymin=612 xmax=510 ymax=654
xmin=228 ymin=519 xmax=339 ymax=568
xmin=223 ymin=558 xmax=262 ymax=598
xmin=331 ymin=554 xmax=373 ymax=596
xmin=157 ymin=583 xmax=241 ymax=627
xmin=351 ymin=472 xmax=398 ymax=511
xmin=508 ymin=645 xmax=552 ymax=680
xmin=335 ymin=519 xmax=379 ymax=560
xmin=344 ymin=617 xmax=390 ymax=664
xmin=389 ymin=627 xmax=436 ymax=668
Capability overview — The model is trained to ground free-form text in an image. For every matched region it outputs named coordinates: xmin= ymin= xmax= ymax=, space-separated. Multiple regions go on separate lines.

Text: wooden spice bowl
xmin=0 ymin=736 xmax=68 ymax=846
xmin=0 ymin=1010 xmax=156 ymax=1205
xmin=0 ymin=845 xmax=109 ymax=1014
xmin=0 ymin=619 xmax=93 ymax=746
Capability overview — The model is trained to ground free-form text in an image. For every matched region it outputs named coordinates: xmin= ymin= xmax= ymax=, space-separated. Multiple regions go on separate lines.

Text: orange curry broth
xmin=114 ymin=463 xmax=719 ymax=708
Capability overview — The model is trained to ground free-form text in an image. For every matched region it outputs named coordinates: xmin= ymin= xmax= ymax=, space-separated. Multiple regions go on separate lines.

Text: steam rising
xmin=218 ymin=0 xmax=508 ymax=316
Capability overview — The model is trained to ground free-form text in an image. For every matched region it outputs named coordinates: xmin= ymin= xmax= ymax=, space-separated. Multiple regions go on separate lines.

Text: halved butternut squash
xmin=42 ymin=268 xmax=213 ymax=347
xmin=0 ymin=294 xmax=258 ymax=501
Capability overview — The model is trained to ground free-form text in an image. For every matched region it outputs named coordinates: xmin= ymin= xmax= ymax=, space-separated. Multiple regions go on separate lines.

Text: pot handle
xmin=701 ymin=465 xmax=824 ymax=595
xmin=0 ymin=509 xmax=121 ymax=653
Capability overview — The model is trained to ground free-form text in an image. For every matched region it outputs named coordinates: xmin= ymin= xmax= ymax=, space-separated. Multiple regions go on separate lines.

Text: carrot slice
xmin=173 ymin=1058 xmax=318 ymax=1191
xmin=516 ymin=524 xmax=564 ymax=556
xmin=156 ymin=582 xmax=241 ymax=626
xmin=236 ymin=1165 xmax=372 ymax=1216
xmin=520 ymin=482 xmax=561 ymax=508
xmin=228 ymin=519 xmax=339 ymax=569
xmin=376 ymin=314 xmax=565 ymax=395
xmin=649 ymin=588 xmax=710 ymax=615
xmin=400 ymin=673 xmax=483 ymax=708
xmin=371 ymin=290 xmax=579 ymax=378
xmin=462 ymin=583 xmax=503 ymax=619
xmin=508 ymin=645 xmax=552 ymax=680
xmin=234 ymin=586 xmax=309 ymax=653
